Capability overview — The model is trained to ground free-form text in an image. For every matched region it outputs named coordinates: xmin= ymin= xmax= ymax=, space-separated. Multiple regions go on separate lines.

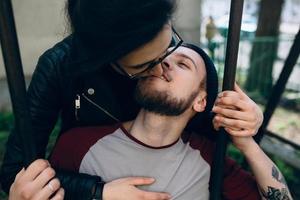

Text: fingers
xmin=214 ymin=93 xmax=250 ymax=112
xmin=50 ymin=188 xmax=65 ymax=200
xmin=137 ymin=190 xmax=171 ymax=200
xmin=128 ymin=177 xmax=171 ymax=199
xmin=9 ymin=159 xmax=61 ymax=200
xmin=37 ymin=179 xmax=61 ymax=200
xmin=104 ymin=177 xmax=171 ymax=200
xmin=14 ymin=168 xmax=25 ymax=182
xmin=125 ymin=177 xmax=156 ymax=186
xmin=33 ymin=178 xmax=61 ymax=200
xmin=31 ymin=166 xmax=56 ymax=191
xmin=212 ymin=106 xmax=254 ymax=122
xmin=234 ymin=83 xmax=249 ymax=99
xmin=224 ymin=127 xmax=257 ymax=137
xmin=213 ymin=115 xmax=257 ymax=134
xmin=213 ymin=85 xmax=262 ymax=134
xmin=20 ymin=159 xmax=50 ymax=182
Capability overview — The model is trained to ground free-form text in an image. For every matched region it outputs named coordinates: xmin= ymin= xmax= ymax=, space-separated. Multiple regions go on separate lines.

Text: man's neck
xmin=123 ymin=109 xmax=190 ymax=147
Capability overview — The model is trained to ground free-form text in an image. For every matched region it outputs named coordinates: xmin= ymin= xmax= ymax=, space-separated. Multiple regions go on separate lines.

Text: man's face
xmin=135 ymin=46 xmax=207 ymax=116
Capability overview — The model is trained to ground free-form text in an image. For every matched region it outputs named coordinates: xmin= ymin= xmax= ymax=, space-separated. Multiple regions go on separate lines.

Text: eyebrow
xmin=175 ymin=53 xmax=197 ymax=70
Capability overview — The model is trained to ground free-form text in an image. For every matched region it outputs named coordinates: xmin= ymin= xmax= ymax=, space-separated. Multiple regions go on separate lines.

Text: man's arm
xmin=212 ymin=83 xmax=292 ymax=199
xmin=240 ymin=139 xmax=292 ymax=199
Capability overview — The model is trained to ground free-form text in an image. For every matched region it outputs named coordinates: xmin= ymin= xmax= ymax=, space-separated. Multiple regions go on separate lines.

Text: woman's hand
xmin=103 ymin=177 xmax=171 ymax=200
xmin=212 ymin=83 xmax=263 ymax=140
xmin=9 ymin=159 xmax=64 ymax=200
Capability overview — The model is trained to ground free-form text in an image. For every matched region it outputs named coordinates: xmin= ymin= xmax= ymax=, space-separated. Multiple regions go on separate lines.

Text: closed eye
xmin=179 ymin=62 xmax=190 ymax=69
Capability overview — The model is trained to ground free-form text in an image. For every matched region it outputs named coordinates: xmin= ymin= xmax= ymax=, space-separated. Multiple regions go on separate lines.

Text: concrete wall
xmin=0 ymin=0 xmax=67 ymax=78
xmin=174 ymin=0 xmax=202 ymax=45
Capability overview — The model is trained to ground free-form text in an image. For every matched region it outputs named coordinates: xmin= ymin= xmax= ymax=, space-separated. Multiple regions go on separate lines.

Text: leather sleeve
xmin=0 ymin=38 xmax=105 ymax=199
xmin=55 ymin=169 xmax=105 ymax=200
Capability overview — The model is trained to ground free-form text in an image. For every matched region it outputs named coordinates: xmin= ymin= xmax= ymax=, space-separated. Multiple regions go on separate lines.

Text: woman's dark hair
xmin=66 ymin=0 xmax=176 ymax=73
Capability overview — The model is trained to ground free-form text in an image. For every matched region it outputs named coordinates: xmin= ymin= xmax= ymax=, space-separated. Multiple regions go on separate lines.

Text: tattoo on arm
xmin=262 ymin=186 xmax=291 ymax=200
xmin=272 ymin=166 xmax=287 ymax=186
xmin=260 ymin=166 xmax=292 ymax=199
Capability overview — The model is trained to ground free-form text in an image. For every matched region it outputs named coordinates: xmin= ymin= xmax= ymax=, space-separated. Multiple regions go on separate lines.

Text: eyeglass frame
xmin=112 ymin=27 xmax=183 ymax=79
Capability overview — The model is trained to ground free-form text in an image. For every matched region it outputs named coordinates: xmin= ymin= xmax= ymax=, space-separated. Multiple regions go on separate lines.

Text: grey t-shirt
xmin=50 ymin=124 xmax=261 ymax=199
xmin=79 ymin=126 xmax=210 ymax=199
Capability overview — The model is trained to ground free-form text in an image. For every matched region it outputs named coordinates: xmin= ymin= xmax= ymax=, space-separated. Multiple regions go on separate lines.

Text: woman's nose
xmin=147 ymin=55 xmax=173 ymax=77
xmin=148 ymin=63 xmax=164 ymax=77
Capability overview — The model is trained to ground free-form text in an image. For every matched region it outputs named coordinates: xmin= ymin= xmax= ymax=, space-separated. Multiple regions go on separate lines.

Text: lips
xmin=156 ymin=74 xmax=171 ymax=82
xmin=143 ymin=73 xmax=172 ymax=82
xmin=163 ymin=73 xmax=172 ymax=82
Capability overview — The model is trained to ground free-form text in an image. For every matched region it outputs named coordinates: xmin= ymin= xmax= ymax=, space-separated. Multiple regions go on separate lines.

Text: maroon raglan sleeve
xmin=49 ymin=125 xmax=119 ymax=172
xmin=189 ymin=132 xmax=261 ymax=200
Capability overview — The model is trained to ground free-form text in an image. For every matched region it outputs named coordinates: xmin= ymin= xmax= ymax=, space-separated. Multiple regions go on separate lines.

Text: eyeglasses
xmin=112 ymin=27 xmax=183 ymax=79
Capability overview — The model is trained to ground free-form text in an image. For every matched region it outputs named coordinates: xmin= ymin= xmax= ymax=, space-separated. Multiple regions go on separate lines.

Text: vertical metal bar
xmin=210 ymin=0 xmax=244 ymax=199
xmin=254 ymin=28 xmax=300 ymax=143
xmin=0 ymin=0 xmax=37 ymax=167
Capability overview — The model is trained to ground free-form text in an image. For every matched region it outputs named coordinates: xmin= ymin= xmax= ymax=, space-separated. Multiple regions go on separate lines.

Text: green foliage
xmin=0 ymin=191 xmax=7 ymax=200
xmin=46 ymin=120 xmax=61 ymax=158
xmin=0 ymin=112 xmax=14 ymax=131
xmin=227 ymin=143 xmax=244 ymax=165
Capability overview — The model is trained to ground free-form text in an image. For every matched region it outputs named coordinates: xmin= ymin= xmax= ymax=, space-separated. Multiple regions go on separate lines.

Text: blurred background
xmin=0 ymin=0 xmax=299 ymax=199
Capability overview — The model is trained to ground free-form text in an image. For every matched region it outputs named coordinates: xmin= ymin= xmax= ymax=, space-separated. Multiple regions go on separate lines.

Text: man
xmin=18 ymin=44 xmax=291 ymax=199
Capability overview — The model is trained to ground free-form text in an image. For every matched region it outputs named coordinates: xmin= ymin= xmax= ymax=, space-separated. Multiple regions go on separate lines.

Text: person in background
xmin=205 ymin=16 xmax=218 ymax=60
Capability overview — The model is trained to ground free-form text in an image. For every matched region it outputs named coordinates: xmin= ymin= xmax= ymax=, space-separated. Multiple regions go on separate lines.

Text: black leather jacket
xmin=0 ymin=35 xmax=216 ymax=200
xmin=0 ymin=35 xmax=140 ymax=199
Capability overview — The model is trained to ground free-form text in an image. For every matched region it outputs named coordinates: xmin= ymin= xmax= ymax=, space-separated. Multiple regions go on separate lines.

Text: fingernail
xmin=150 ymin=178 xmax=155 ymax=182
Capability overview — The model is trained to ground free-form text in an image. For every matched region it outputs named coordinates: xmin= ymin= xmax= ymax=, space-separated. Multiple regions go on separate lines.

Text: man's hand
xmin=103 ymin=177 xmax=171 ymax=200
xmin=212 ymin=83 xmax=263 ymax=138
xmin=9 ymin=159 xmax=64 ymax=200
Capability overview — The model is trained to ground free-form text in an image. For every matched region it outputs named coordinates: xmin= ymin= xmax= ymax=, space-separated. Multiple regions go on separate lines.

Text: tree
xmin=245 ymin=0 xmax=284 ymax=99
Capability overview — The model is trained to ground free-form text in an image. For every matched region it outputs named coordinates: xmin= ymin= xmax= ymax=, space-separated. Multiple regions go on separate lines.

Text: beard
xmin=134 ymin=78 xmax=199 ymax=116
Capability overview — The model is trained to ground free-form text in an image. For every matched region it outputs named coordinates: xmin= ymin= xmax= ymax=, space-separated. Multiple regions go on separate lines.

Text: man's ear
xmin=193 ymin=94 xmax=207 ymax=113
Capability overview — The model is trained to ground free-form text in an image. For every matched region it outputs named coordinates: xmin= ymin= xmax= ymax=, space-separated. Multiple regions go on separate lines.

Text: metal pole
xmin=210 ymin=0 xmax=244 ymax=199
xmin=254 ymin=28 xmax=300 ymax=143
xmin=0 ymin=0 xmax=37 ymax=167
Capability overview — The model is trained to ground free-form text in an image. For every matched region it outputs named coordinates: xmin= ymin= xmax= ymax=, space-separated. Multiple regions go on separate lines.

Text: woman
xmin=2 ymin=0 xmax=263 ymax=199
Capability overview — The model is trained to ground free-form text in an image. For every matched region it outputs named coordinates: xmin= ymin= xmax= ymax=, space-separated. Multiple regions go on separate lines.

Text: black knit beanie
xmin=181 ymin=43 xmax=219 ymax=133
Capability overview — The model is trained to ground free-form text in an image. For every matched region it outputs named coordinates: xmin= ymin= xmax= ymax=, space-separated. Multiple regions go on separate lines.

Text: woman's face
xmin=114 ymin=24 xmax=176 ymax=78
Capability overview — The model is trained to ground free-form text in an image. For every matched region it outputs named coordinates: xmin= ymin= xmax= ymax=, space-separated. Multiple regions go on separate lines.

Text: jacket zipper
xmin=75 ymin=94 xmax=80 ymax=121
xmin=75 ymin=93 xmax=120 ymax=122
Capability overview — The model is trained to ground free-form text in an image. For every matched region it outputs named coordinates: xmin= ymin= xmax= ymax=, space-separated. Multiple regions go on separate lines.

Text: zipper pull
xmin=75 ymin=94 xmax=80 ymax=121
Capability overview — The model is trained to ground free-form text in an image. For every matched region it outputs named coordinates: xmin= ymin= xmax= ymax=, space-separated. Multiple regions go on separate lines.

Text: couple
xmin=2 ymin=1 xmax=267 ymax=199
xmin=10 ymin=43 xmax=292 ymax=199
